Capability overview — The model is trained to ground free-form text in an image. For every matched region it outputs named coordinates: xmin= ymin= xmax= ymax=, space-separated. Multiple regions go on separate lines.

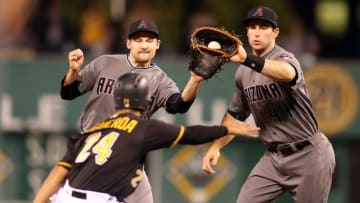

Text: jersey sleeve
xmin=274 ymin=51 xmax=303 ymax=87
xmin=143 ymin=120 xmax=184 ymax=151
xmin=152 ymin=69 xmax=180 ymax=108
xmin=228 ymin=69 xmax=251 ymax=121
xmin=77 ymin=56 xmax=105 ymax=93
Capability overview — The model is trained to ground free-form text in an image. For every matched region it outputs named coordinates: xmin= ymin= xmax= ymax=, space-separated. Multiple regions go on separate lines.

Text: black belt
xmin=71 ymin=190 xmax=125 ymax=202
xmin=268 ymin=140 xmax=311 ymax=156
xmin=72 ymin=190 xmax=87 ymax=199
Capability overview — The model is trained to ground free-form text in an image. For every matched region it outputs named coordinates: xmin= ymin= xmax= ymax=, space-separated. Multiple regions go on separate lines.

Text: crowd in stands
xmin=0 ymin=0 xmax=321 ymax=66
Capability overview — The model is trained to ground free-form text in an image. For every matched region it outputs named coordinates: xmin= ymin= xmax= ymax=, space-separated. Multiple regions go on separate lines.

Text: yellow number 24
xmin=75 ymin=132 xmax=119 ymax=165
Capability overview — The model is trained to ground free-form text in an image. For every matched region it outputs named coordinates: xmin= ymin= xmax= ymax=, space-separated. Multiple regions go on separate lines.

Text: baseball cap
xmin=243 ymin=6 xmax=278 ymax=28
xmin=128 ymin=19 xmax=159 ymax=39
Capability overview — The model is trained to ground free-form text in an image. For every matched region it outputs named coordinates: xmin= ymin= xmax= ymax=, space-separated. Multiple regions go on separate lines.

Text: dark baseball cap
xmin=128 ymin=19 xmax=159 ymax=39
xmin=243 ymin=6 xmax=278 ymax=28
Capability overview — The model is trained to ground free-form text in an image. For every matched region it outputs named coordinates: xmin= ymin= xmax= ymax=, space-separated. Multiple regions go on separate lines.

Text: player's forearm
xmin=165 ymin=93 xmax=194 ymax=114
xmin=180 ymin=125 xmax=228 ymax=144
xmin=165 ymin=73 xmax=202 ymax=114
xmin=33 ymin=165 xmax=68 ymax=203
xmin=210 ymin=134 xmax=236 ymax=150
xmin=181 ymin=72 xmax=203 ymax=101
xmin=63 ymin=69 xmax=79 ymax=86
xmin=209 ymin=112 xmax=237 ymax=150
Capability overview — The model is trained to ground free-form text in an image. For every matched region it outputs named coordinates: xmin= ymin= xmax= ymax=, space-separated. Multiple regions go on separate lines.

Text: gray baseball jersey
xmin=229 ymin=45 xmax=317 ymax=144
xmin=77 ymin=54 xmax=179 ymax=131
xmin=229 ymin=45 xmax=335 ymax=202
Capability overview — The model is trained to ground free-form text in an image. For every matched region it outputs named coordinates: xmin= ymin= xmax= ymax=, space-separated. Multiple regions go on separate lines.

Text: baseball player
xmin=49 ymin=73 xmax=260 ymax=203
xmin=202 ymin=6 xmax=336 ymax=203
xmin=34 ymin=19 xmax=206 ymax=203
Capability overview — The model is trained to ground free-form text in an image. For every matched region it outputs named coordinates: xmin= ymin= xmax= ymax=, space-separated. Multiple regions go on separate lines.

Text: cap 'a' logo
xmin=138 ymin=20 xmax=149 ymax=29
xmin=253 ymin=8 xmax=263 ymax=17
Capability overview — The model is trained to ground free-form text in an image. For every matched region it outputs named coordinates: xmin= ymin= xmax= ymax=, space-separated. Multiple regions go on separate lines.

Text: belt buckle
xmin=277 ymin=144 xmax=293 ymax=156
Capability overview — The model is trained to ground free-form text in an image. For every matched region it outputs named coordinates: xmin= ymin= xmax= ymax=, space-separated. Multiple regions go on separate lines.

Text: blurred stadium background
xmin=0 ymin=0 xmax=359 ymax=202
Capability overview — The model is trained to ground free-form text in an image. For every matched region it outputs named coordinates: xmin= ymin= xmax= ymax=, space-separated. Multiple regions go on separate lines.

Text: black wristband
xmin=242 ymin=53 xmax=265 ymax=73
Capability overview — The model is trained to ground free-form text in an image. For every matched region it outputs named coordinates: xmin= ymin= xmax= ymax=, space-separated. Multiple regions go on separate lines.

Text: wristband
xmin=242 ymin=53 xmax=265 ymax=72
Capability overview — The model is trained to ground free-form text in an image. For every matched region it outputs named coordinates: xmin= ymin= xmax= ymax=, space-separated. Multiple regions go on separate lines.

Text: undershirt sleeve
xmin=144 ymin=120 xmax=228 ymax=151
xmin=165 ymin=93 xmax=194 ymax=114
xmin=60 ymin=76 xmax=81 ymax=100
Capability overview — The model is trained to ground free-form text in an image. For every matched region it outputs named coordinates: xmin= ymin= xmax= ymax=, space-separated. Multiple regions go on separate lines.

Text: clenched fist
xmin=68 ymin=49 xmax=84 ymax=73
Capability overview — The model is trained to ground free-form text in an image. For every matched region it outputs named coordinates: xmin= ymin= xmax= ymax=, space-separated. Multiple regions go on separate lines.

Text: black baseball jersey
xmin=59 ymin=112 xmax=228 ymax=198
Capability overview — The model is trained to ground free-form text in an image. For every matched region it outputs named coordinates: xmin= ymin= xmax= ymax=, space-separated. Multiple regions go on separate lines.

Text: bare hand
xmin=68 ymin=49 xmax=84 ymax=72
xmin=190 ymin=70 xmax=205 ymax=82
xmin=230 ymin=45 xmax=247 ymax=63
xmin=202 ymin=147 xmax=221 ymax=174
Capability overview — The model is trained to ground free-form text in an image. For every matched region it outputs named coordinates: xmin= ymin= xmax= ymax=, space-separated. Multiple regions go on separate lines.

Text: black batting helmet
xmin=113 ymin=72 xmax=149 ymax=111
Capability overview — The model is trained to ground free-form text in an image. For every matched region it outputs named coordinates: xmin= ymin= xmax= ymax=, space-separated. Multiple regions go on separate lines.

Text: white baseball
xmin=208 ymin=41 xmax=221 ymax=49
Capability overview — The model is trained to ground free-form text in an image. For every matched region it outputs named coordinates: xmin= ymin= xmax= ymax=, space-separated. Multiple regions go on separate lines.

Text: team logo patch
xmin=279 ymin=54 xmax=293 ymax=60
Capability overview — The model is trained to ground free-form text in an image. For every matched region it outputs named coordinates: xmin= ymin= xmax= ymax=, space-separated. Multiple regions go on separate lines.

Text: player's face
xmin=246 ymin=20 xmax=279 ymax=56
xmin=127 ymin=32 xmax=160 ymax=67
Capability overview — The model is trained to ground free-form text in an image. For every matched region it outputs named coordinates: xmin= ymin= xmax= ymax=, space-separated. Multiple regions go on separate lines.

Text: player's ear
xmin=156 ymin=39 xmax=161 ymax=49
xmin=126 ymin=39 xmax=131 ymax=49
xmin=273 ymin=28 xmax=280 ymax=38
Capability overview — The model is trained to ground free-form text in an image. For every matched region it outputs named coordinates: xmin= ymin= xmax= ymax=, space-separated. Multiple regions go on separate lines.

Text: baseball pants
xmin=236 ymin=133 xmax=336 ymax=203
xmin=51 ymin=180 xmax=122 ymax=203
xmin=123 ymin=170 xmax=153 ymax=203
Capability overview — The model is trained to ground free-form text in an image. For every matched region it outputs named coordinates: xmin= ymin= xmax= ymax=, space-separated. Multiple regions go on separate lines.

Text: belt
xmin=268 ymin=140 xmax=311 ymax=156
xmin=71 ymin=189 xmax=125 ymax=202
xmin=72 ymin=190 xmax=87 ymax=199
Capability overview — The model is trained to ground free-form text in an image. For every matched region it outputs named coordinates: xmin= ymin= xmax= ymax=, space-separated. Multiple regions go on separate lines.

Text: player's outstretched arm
xmin=178 ymin=114 xmax=259 ymax=145
xmin=180 ymin=71 xmax=204 ymax=102
xmin=224 ymin=116 xmax=260 ymax=138
xmin=230 ymin=46 xmax=296 ymax=82
xmin=165 ymin=71 xmax=204 ymax=114
xmin=33 ymin=165 xmax=68 ymax=203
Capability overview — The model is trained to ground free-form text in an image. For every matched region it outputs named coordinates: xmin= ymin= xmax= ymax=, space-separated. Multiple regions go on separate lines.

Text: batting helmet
xmin=114 ymin=72 xmax=149 ymax=111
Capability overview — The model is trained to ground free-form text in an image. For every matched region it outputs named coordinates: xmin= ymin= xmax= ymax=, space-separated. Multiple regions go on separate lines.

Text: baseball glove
xmin=189 ymin=26 xmax=242 ymax=79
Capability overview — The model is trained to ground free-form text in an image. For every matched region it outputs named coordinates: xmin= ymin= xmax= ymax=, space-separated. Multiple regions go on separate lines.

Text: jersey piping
xmin=263 ymin=45 xmax=276 ymax=59
xmin=126 ymin=54 xmax=157 ymax=70
xmin=169 ymin=125 xmax=185 ymax=148
xmin=57 ymin=161 xmax=72 ymax=169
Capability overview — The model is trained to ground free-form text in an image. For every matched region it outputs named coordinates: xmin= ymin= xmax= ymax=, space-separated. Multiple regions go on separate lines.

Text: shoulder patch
xmin=279 ymin=54 xmax=293 ymax=60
